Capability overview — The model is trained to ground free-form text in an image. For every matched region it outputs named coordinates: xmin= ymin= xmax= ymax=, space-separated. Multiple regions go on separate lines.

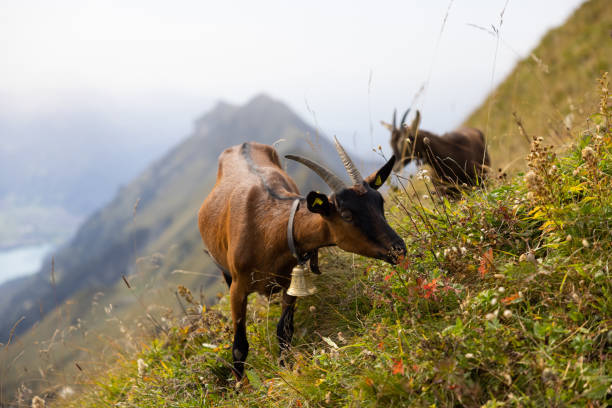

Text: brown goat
xmin=384 ymin=109 xmax=490 ymax=193
xmin=198 ymin=139 xmax=405 ymax=380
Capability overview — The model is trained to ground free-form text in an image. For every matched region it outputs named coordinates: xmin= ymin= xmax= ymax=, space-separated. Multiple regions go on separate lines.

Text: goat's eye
xmin=340 ymin=210 xmax=353 ymax=222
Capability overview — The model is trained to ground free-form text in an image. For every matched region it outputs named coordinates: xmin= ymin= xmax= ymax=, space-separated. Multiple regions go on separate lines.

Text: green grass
xmin=55 ymin=76 xmax=611 ymax=407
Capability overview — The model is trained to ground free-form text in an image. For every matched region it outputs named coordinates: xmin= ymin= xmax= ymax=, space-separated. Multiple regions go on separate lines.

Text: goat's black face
xmin=306 ymin=156 xmax=406 ymax=264
xmin=387 ymin=109 xmax=421 ymax=172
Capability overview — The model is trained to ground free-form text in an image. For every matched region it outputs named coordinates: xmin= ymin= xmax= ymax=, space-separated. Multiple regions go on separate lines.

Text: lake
xmin=0 ymin=243 xmax=53 ymax=285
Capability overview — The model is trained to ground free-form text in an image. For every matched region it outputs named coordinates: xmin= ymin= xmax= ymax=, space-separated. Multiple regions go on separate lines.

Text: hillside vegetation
xmin=3 ymin=0 xmax=610 ymax=405
xmin=465 ymin=0 xmax=611 ymax=175
xmin=57 ymin=75 xmax=611 ymax=407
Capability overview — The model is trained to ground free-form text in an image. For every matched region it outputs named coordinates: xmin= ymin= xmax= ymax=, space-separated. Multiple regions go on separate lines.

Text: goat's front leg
xmin=276 ymin=290 xmax=297 ymax=366
xmin=230 ymin=280 xmax=249 ymax=380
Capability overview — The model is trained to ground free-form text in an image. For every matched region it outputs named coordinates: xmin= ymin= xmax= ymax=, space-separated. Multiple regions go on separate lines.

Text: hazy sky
xmin=1 ymin=0 xmax=585 ymax=157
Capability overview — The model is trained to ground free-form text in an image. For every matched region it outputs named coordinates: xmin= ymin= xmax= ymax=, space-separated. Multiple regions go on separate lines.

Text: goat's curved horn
xmin=411 ymin=110 xmax=421 ymax=131
xmin=285 ymin=155 xmax=346 ymax=193
xmin=400 ymin=108 xmax=411 ymax=127
xmin=333 ymin=136 xmax=364 ymax=186
xmin=392 ymin=109 xmax=397 ymax=130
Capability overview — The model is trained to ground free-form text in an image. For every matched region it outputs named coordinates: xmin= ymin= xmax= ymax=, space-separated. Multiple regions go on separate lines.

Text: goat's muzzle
xmin=382 ymin=240 xmax=407 ymax=265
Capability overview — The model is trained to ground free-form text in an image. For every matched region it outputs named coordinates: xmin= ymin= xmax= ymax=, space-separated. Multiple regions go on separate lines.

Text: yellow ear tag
xmin=313 ymin=197 xmax=323 ymax=206
xmin=375 ymin=175 xmax=382 ymax=186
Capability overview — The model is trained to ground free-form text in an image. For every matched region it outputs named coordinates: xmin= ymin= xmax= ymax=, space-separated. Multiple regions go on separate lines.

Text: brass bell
xmin=287 ymin=264 xmax=317 ymax=297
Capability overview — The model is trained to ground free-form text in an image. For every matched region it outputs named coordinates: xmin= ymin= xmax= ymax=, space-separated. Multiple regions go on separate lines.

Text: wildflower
xmin=541 ymin=368 xmax=557 ymax=384
xmin=566 ymin=235 xmax=572 ymax=242
xmin=391 ymin=359 xmax=404 ymax=375
xmin=465 ymin=353 xmax=474 ymax=359
xmin=498 ymin=286 xmax=505 ymax=293
xmin=581 ymin=146 xmax=595 ymax=161
xmin=503 ymin=309 xmax=513 ymax=318
xmin=485 ymin=312 xmax=496 ymax=321
xmin=582 ymin=239 xmax=589 ymax=248
xmin=460 ymin=247 xmax=467 ymax=255
xmin=421 ymin=278 xmax=439 ymax=299
xmin=137 ymin=358 xmax=148 ymax=377
xmin=523 ymin=251 xmax=536 ymax=263
xmin=422 ymin=195 xmax=429 ymax=200
xmin=361 ymin=349 xmax=376 ymax=359
xmin=502 ymin=294 xmax=519 ymax=304
xmin=524 ymin=171 xmax=537 ymax=186
xmin=490 ymin=298 xmax=498 ymax=306
xmin=309 ymin=305 xmax=317 ymax=313
xmin=416 ymin=169 xmax=428 ymax=180
xmin=58 ymin=387 xmax=74 ymax=399
xmin=32 ymin=396 xmax=45 ymax=408
xmin=478 ymin=248 xmax=494 ymax=277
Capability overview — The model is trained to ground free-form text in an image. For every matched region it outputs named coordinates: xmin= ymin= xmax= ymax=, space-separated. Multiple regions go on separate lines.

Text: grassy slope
xmin=9 ymin=1 xmax=611 ymax=406
xmin=464 ymin=0 xmax=611 ymax=175
xmin=58 ymin=79 xmax=611 ymax=407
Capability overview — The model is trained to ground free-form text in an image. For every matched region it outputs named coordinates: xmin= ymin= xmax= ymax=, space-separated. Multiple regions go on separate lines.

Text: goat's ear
xmin=306 ymin=191 xmax=332 ymax=215
xmin=365 ymin=156 xmax=396 ymax=190
xmin=380 ymin=121 xmax=393 ymax=131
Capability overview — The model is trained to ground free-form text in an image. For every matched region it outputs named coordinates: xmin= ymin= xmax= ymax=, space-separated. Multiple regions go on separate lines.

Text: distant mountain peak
xmin=244 ymin=93 xmax=280 ymax=107
xmin=194 ymin=101 xmax=237 ymax=128
xmin=195 ymin=93 xmax=298 ymax=132
xmin=210 ymin=100 xmax=236 ymax=113
xmin=238 ymin=93 xmax=301 ymax=123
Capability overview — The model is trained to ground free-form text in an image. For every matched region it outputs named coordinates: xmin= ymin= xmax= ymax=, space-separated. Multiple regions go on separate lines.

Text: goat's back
xmin=198 ymin=142 xmax=300 ymax=273
xmin=442 ymin=127 xmax=489 ymax=166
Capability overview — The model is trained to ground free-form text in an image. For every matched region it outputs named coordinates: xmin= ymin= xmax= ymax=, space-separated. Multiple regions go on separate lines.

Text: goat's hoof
xmin=234 ymin=375 xmax=250 ymax=391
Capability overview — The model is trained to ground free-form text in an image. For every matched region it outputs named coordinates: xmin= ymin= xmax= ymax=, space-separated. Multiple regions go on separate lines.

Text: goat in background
xmin=384 ymin=109 xmax=490 ymax=195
